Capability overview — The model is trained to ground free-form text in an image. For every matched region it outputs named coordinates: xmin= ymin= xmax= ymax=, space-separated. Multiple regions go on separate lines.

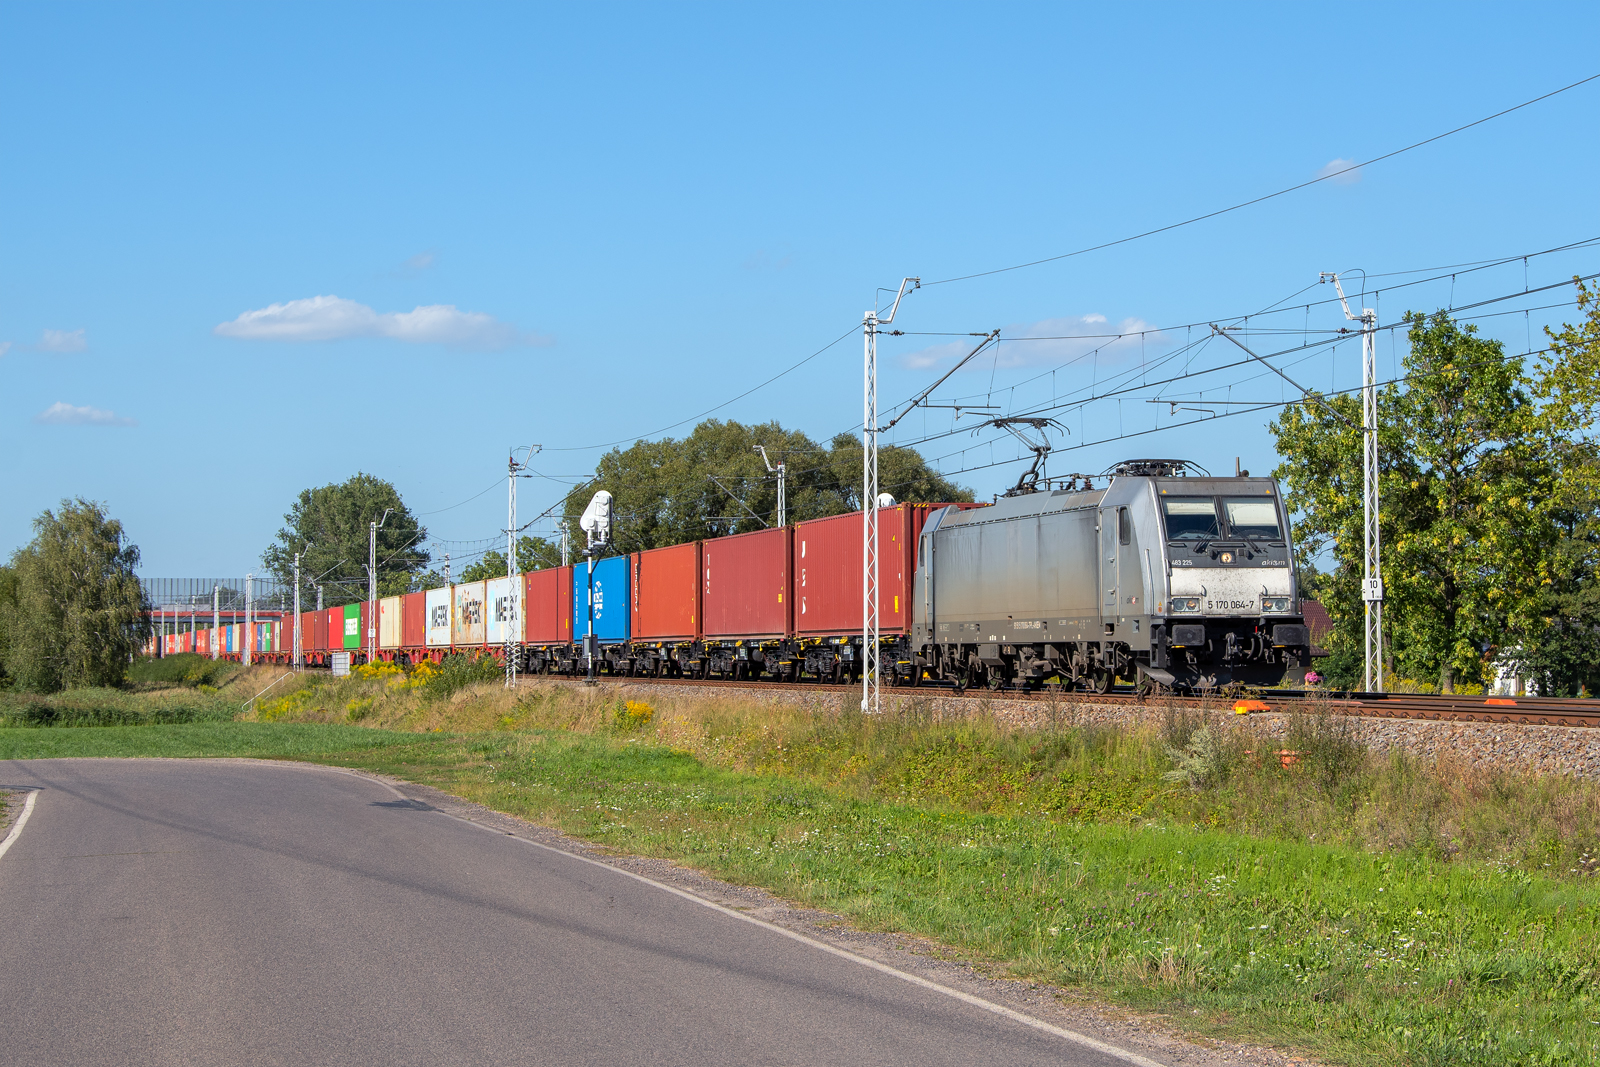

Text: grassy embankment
xmin=2 ymin=657 xmax=1598 ymax=1066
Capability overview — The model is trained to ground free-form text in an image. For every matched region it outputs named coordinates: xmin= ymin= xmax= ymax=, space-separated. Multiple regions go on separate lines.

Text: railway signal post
xmin=580 ymin=490 xmax=613 ymax=686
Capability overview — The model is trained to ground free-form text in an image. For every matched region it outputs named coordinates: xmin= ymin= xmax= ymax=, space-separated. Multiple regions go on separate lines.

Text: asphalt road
xmin=0 ymin=759 xmax=1154 ymax=1067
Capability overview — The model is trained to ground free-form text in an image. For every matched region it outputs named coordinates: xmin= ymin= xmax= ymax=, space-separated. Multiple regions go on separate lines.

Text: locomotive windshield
xmin=1163 ymin=499 xmax=1220 ymax=541
xmin=1223 ymin=498 xmax=1282 ymax=540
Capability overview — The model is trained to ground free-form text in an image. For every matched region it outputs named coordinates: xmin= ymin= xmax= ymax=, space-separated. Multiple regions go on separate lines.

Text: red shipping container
xmin=524 ymin=567 xmax=573 ymax=644
xmin=703 ymin=527 xmax=791 ymax=639
xmin=325 ymin=606 xmax=343 ymax=652
xmin=631 ymin=543 xmax=701 ymax=641
xmin=308 ymin=609 xmax=325 ymax=653
xmin=402 ymin=591 xmax=426 ymax=649
xmin=793 ymin=505 xmax=929 ymax=637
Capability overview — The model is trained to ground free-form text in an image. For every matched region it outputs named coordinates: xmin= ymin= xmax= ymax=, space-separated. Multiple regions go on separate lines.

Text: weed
xmin=1161 ymin=726 xmax=1233 ymax=789
xmin=420 ymin=654 xmax=501 ymax=700
xmin=1283 ymin=701 xmax=1366 ymax=794
xmin=612 ymin=699 xmax=654 ymax=731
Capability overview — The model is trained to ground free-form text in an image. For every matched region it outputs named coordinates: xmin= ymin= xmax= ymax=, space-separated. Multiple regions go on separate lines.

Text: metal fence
xmin=140 ymin=577 xmax=295 ymax=616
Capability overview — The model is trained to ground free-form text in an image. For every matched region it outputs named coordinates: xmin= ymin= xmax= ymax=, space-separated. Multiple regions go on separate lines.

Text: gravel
xmin=576 ymin=679 xmax=1600 ymax=781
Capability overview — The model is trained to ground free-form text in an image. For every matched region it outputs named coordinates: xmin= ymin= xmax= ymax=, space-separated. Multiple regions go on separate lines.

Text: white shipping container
xmin=379 ymin=595 xmax=402 ymax=649
xmin=453 ymin=580 xmax=487 ymax=646
xmin=425 ymin=587 xmax=453 ymax=646
xmin=485 ymin=576 xmax=519 ymax=645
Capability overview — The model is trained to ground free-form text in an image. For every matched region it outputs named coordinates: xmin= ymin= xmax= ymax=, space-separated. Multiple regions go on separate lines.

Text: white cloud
xmin=399 ymin=250 xmax=437 ymax=276
xmin=38 ymin=328 xmax=87 ymax=353
xmin=214 ymin=295 xmax=550 ymax=350
xmin=901 ymin=314 xmax=1162 ymax=371
xmin=1316 ymin=158 xmax=1362 ymax=185
xmin=34 ymin=401 xmax=136 ymax=427
xmin=0 ymin=341 xmax=11 ymax=357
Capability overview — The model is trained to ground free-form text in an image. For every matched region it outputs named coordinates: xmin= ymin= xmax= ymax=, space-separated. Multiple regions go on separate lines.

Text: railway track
xmin=542 ymin=673 xmax=1600 ymax=727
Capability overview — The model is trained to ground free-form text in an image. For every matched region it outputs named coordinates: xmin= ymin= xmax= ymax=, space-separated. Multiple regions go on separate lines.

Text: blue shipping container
xmin=572 ymin=556 xmax=631 ymax=643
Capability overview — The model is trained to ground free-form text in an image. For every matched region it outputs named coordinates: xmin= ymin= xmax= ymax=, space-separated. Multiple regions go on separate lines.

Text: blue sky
xmin=4 ymin=1 xmax=1598 ymax=577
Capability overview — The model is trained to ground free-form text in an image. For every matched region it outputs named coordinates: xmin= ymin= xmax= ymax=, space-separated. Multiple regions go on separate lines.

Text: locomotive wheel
xmin=908 ymin=664 xmax=923 ymax=687
xmin=985 ymin=666 xmax=1005 ymax=691
xmin=1089 ymin=669 xmax=1113 ymax=694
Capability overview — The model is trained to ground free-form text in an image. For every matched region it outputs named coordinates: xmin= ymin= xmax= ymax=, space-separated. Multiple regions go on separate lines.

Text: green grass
xmin=0 ymin=721 xmax=421 ymax=760
xmin=125 ymin=653 xmax=243 ymax=689
xmin=2 ymin=699 xmax=1598 ymax=1066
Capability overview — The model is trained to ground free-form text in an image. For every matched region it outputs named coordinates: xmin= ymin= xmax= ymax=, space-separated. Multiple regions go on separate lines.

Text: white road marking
xmin=430 ymin=789 xmax=1171 ymax=1067
xmin=0 ymin=789 xmax=39 ymax=862
xmin=11 ymin=760 xmax=1168 ymax=1066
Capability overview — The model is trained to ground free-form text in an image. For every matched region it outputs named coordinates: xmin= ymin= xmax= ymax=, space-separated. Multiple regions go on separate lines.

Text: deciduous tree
xmin=261 ymin=474 xmax=430 ymax=603
xmin=1272 ymin=311 xmax=1554 ymax=691
xmin=2 ymin=499 xmax=149 ymax=692
xmin=560 ymin=420 xmax=970 ymax=553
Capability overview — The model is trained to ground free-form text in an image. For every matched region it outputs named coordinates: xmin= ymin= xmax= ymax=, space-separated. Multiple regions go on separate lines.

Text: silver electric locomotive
xmin=908 ymin=459 xmax=1311 ymax=691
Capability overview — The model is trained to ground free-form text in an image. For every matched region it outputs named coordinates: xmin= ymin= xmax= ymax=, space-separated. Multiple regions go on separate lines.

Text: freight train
xmin=170 ymin=459 xmax=1311 ymax=692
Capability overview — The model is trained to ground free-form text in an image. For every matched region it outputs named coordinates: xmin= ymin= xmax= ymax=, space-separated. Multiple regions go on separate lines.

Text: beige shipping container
xmin=379 ymin=595 xmax=402 ymax=649
xmin=453 ymin=580 xmax=486 ymax=647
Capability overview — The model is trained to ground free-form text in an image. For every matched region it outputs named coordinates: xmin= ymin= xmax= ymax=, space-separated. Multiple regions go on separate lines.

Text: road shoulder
xmin=344 ymin=765 xmax=1317 ymax=1067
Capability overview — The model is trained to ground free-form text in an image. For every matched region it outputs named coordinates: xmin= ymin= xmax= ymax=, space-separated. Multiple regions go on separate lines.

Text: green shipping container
xmin=343 ymin=603 xmax=361 ymax=649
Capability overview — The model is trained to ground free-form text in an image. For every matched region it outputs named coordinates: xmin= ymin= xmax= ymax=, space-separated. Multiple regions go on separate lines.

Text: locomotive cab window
xmin=1163 ymin=498 xmax=1219 ymax=541
xmin=1118 ymin=507 xmax=1131 ymax=545
xmin=1223 ymin=498 xmax=1281 ymax=540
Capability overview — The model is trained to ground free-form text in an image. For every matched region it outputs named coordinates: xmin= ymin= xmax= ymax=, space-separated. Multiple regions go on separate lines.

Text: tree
xmin=558 ymin=419 xmax=971 ymax=553
xmin=1 ymin=499 xmax=150 ymax=692
xmin=1271 ymin=311 xmax=1554 ymax=691
xmin=456 ymin=537 xmax=561 ymax=584
xmin=1511 ymin=279 xmax=1600 ymax=695
xmin=261 ymin=474 xmax=430 ymax=604
xmin=0 ymin=564 xmax=17 ymax=689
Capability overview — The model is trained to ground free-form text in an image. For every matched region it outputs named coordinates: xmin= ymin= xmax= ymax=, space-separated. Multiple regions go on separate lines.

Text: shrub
xmin=612 ymin=699 xmax=655 ymax=731
xmin=126 ymin=653 xmax=239 ymax=689
xmin=419 ymin=653 xmax=501 ymax=700
xmin=1162 ymin=726 xmax=1233 ymax=789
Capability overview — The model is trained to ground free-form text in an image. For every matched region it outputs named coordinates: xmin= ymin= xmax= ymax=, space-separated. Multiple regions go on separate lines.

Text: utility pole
xmin=1322 ymin=272 xmax=1383 ymax=693
xmin=316 ymin=584 xmax=323 ymax=612
xmin=244 ymin=573 xmax=253 ymax=667
xmin=862 ymin=277 xmax=919 ymax=715
xmin=505 ymin=446 xmax=541 ymax=688
xmin=292 ymin=545 xmax=310 ymax=670
xmin=368 ymin=510 xmax=393 ymax=665
xmin=559 ymin=521 xmax=570 ymax=567
xmin=754 ymin=445 xmax=787 ymax=527
xmin=212 ymin=584 xmax=220 ymax=661
xmin=443 ymin=553 xmax=451 ymax=584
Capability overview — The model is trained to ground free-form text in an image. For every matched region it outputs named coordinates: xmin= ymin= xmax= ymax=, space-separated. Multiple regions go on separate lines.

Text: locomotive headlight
xmin=1218 ymin=551 xmax=1234 ymax=564
xmin=1262 ymin=596 xmax=1291 ymax=613
xmin=1171 ymin=597 xmax=1201 ymax=613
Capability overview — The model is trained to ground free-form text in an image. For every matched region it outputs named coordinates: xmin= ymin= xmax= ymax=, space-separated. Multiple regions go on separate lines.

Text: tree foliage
xmin=457 ymin=536 xmax=562 ymax=583
xmin=560 ymin=419 xmax=971 ymax=553
xmin=261 ymin=473 xmax=430 ymax=604
xmin=1 ymin=499 xmax=150 ymax=692
xmin=1514 ymin=279 xmax=1600 ymax=695
xmin=1272 ymin=295 xmax=1600 ymax=695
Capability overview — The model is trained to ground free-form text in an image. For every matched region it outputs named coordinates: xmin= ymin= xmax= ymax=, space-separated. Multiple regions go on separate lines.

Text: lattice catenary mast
xmin=862 ymin=277 xmax=918 ymax=714
xmin=1322 ymin=272 xmax=1383 ymax=693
